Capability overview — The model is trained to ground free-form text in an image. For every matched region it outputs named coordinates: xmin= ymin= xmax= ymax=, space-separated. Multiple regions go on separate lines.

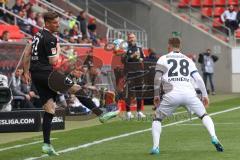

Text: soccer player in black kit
xmin=124 ymin=33 xmax=146 ymax=119
xmin=22 ymin=11 xmax=117 ymax=155
xmin=22 ymin=11 xmax=62 ymax=156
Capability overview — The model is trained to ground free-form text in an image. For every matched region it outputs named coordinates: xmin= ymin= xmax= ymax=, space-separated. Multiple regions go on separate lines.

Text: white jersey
xmin=156 ymin=51 xmax=198 ymax=95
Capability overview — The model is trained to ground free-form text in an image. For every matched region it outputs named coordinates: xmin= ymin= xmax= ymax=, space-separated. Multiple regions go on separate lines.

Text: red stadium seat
xmin=228 ymin=0 xmax=238 ymax=5
xmin=214 ymin=0 xmax=226 ymax=6
xmin=191 ymin=0 xmax=201 ymax=7
xmin=202 ymin=0 xmax=213 ymax=6
xmin=212 ymin=17 xmax=223 ymax=27
xmin=10 ymin=32 xmax=25 ymax=39
xmin=213 ymin=7 xmax=225 ymax=17
xmin=201 ymin=7 xmax=213 ymax=17
xmin=0 ymin=24 xmax=25 ymax=39
xmin=178 ymin=0 xmax=190 ymax=8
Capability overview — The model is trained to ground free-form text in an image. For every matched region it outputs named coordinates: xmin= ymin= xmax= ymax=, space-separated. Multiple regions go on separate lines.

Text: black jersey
xmin=30 ymin=28 xmax=58 ymax=72
xmin=125 ymin=43 xmax=144 ymax=62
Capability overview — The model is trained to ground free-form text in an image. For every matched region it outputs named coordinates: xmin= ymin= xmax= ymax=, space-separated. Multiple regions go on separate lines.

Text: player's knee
xmin=43 ymin=98 xmax=56 ymax=114
xmin=199 ymin=113 xmax=208 ymax=120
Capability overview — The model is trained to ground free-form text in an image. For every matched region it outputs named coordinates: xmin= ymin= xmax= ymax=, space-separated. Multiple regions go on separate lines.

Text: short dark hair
xmin=43 ymin=11 xmax=59 ymax=22
xmin=168 ymin=37 xmax=181 ymax=48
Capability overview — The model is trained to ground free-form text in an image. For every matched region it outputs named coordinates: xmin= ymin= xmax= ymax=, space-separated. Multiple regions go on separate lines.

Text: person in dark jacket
xmin=198 ymin=49 xmax=218 ymax=95
xmin=77 ymin=10 xmax=88 ymax=39
xmin=123 ymin=33 xmax=146 ymax=119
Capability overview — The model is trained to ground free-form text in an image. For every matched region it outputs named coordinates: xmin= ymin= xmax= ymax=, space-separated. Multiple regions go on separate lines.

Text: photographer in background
xmin=198 ymin=49 xmax=219 ymax=95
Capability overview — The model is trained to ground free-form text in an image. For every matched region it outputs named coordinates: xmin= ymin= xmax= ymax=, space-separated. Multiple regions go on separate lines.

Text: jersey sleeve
xmin=155 ymin=56 xmax=168 ymax=74
xmin=45 ymin=35 xmax=58 ymax=57
xmin=189 ymin=59 xmax=198 ymax=77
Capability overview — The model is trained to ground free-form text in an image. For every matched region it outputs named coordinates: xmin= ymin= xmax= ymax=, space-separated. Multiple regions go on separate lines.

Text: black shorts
xmin=31 ymin=71 xmax=58 ymax=106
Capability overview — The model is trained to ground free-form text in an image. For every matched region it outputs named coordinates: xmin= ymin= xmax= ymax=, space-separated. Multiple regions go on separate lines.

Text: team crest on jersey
xmin=51 ymin=48 xmax=57 ymax=55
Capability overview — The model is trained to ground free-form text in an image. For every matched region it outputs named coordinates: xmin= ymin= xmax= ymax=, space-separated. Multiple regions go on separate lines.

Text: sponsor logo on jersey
xmin=51 ymin=47 xmax=57 ymax=55
xmin=168 ymin=77 xmax=190 ymax=82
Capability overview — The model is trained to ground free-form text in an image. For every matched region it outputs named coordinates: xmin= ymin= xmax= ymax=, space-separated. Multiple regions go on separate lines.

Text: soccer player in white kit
xmin=150 ymin=37 xmax=223 ymax=154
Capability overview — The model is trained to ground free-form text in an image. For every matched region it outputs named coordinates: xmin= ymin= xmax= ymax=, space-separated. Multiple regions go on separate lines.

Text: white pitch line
xmin=0 ymin=138 xmax=58 ymax=152
xmin=24 ymin=106 xmax=240 ymax=160
xmin=177 ymin=122 xmax=240 ymax=126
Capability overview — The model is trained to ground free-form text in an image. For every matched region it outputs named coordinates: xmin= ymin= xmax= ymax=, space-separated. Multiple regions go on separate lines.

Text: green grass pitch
xmin=0 ymin=94 xmax=240 ymax=160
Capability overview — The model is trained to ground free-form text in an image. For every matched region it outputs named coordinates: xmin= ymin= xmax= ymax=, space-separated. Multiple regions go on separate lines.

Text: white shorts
xmin=156 ymin=92 xmax=206 ymax=120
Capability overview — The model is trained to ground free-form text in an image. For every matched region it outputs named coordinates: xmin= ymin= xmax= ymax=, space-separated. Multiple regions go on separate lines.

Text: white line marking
xmin=0 ymin=138 xmax=58 ymax=152
xmin=177 ymin=122 xmax=240 ymax=126
xmin=24 ymin=106 xmax=240 ymax=160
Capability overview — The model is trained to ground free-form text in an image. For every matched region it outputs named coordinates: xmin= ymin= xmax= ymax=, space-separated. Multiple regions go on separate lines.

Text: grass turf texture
xmin=0 ymin=94 xmax=239 ymax=160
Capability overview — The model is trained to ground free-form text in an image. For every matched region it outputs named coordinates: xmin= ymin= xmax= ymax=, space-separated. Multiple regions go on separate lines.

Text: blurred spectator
xmin=69 ymin=36 xmax=76 ymax=43
xmin=21 ymin=80 xmax=41 ymax=108
xmin=31 ymin=1 xmax=47 ymax=13
xmin=69 ymin=24 xmax=82 ymax=41
xmin=27 ymin=11 xmax=36 ymax=26
xmin=221 ymin=5 xmax=238 ymax=35
xmin=144 ymin=48 xmax=158 ymax=62
xmin=88 ymin=17 xmax=100 ymax=46
xmin=88 ymin=17 xmax=97 ymax=33
xmin=0 ymin=30 xmax=12 ymax=42
xmin=0 ymin=0 xmax=8 ymax=19
xmin=236 ymin=8 xmax=240 ymax=25
xmin=68 ymin=11 xmax=77 ymax=29
xmin=12 ymin=0 xmax=23 ymax=14
xmin=198 ymin=49 xmax=219 ymax=95
xmin=32 ymin=16 xmax=44 ymax=35
xmin=59 ymin=12 xmax=70 ymax=33
xmin=60 ymin=29 xmax=70 ymax=41
xmin=77 ymin=10 xmax=88 ymax=39
xmin=23 ymin=2 xmax=32 ymax=15
xmin=10 ymin=68 xmax=36 ymax=109
xmin=17 ymin=9 xmax=31 ymax=34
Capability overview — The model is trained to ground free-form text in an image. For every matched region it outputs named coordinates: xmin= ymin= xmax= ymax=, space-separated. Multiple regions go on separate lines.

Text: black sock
xmin=137 ymin=99 xmax=142 ymax=112
xmin=42 ymin=112 xmax=54 ymax=144
xmin=77 ymin=96 xmax=103 ymax=116
xmin=125 ymin=98 xmax=131 ymax=112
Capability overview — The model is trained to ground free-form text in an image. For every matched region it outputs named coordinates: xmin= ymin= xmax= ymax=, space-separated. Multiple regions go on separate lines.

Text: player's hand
xmin=29 ymin=91 xmax=36 ymax=98
xmin=131 ymin=52 xmax=138 ymax=58
xmin=25 ymin=94 xmax=31 ymax=100
xmin=23 ymin=72 xmax=31 ymax=84
xmin=202 ymin=97 xmax=209 ymax=108
xmin=153 ymin=96 xmax=160 ymax=110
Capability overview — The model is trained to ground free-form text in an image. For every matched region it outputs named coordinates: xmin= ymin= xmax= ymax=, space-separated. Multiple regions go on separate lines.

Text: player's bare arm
xmin=22 ymin=43 xmax=32 ymax=84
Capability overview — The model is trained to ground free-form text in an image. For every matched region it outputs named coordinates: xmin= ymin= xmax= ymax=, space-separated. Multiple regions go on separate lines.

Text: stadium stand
xmin=0 ymin=24 xmax=25 ymax=39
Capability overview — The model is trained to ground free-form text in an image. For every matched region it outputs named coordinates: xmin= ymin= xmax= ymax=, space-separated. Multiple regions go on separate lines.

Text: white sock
xmin=152 ymin=121 xmax=162 ymax=148
xmin=202 ymin=115 xmax=217 ymax=138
